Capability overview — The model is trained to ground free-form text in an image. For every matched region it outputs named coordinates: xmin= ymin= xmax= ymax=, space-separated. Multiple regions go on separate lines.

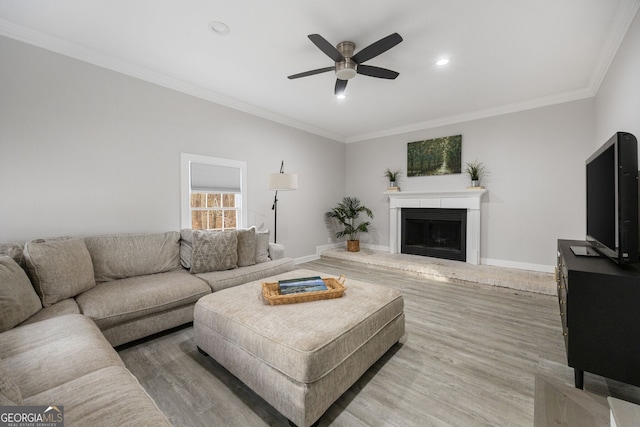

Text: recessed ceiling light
xmin=209 ymin=21 xmax=230 ymax=35
xmin=336 ymin=93 xmax=347 ymax=100
xmin=436 ymin=58 xmax=450 ymax=66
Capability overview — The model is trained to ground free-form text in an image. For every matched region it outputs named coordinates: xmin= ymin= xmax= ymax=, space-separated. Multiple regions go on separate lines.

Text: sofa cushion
xmin=190 ymin=230 xmax=238 ymax=273
xmin=85 ymin=232 xmax=180 ymax=282
xmin=236 ymin=227 xmax=256 ymax=267
xmin=0 ymin=314 xmax=124 ymax=398
xmin=269 ymin=243 xmax=285 ymax=260
xmin=255 ymin=230 xmax=271 ymax=263
xmin=24 ymin=366 xmax=172 ymax=427
xmin=0 ymin=358 xmax=22 ymax=405
xmin=75 ymin=270 xmax=211 ymax=330
xmin=19 ymin=298 xmax=80 ymax=327
xmin=196 ymin=257 xmax=294 ymax=292
xmin=0 ymin=256 xmax=42 ymax=332
xmin=23 ymin=238 xmax=95 ymax=307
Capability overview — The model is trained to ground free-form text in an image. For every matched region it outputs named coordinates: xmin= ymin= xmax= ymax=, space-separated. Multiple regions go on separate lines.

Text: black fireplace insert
xmin=401 ymin=208 xmax=467 ymax=261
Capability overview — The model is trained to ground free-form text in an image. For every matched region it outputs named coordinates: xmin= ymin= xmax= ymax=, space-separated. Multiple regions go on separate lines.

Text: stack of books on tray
xmin=278 ymin=276 xmax=328 ymax=295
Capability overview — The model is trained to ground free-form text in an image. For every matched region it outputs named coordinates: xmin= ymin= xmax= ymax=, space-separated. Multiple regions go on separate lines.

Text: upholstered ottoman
xmin=194 ymin=269 xmax=405 ymax=427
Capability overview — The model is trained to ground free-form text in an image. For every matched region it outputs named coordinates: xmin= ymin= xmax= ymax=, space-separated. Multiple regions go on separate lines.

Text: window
xmin=190 ymin=192 xmax=238 ymax=230
xmin=180 ymin=153 xmax=247 ymax=230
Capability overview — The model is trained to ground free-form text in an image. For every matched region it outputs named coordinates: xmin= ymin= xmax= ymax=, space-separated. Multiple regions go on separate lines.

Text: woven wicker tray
xmin=262 ymin=275 xmax=346 ymax=305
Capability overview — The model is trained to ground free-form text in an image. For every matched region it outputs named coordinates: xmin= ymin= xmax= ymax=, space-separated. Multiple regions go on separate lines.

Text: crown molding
xmin=345 ymin=87 xmax=595 ymax=143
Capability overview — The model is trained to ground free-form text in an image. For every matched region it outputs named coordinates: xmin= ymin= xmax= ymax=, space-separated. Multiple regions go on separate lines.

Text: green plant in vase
xmin=464 ymin=161 xmax=486 ymax=187
xmin=384 ymin=168 xmax=402 ymax=188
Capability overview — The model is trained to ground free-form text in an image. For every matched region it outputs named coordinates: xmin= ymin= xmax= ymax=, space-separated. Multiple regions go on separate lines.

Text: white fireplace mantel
xmin=385 ymin=189 xmax=487 ymax=264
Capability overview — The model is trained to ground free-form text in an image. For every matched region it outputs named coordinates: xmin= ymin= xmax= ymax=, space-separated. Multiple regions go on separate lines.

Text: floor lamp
xmin=269 ymin=161 xmax=298 ymax=244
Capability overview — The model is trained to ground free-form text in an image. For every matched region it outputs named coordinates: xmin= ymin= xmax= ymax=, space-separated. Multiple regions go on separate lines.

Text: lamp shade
xmin=269 ymin=173 xmax=298 ymax=191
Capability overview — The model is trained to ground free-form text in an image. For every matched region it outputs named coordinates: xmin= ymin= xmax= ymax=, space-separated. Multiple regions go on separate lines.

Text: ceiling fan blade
xmin=352 ymin=32 xmax=403 ymax=64
xmin=334 ymin=79 xmax=348 ymax=95
xmin=357 ymin=65 xmax=399 ymax=79
xmin=288 ymin=67 xmax=334 ymax=79
xmin=308 ymin=34 xmax=344 ymax=62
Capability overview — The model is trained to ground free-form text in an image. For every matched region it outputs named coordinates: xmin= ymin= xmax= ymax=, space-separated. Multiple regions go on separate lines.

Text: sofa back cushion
xmin=0 ymin=242 xmax=26 ymax=268
xmin=85 ymin=232 xmax=180 ymax=282
xmin=0 ymin=256 xmax=42 ymax=332
xmin=23 ymin=238 xmax=96 ymax=307
xmin=190 ymin=230 xmax=238 ymax=273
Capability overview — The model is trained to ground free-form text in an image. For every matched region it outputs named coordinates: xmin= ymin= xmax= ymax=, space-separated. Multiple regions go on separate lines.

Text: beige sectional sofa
xmin=0 ymin=228 xmax=293 ymax=426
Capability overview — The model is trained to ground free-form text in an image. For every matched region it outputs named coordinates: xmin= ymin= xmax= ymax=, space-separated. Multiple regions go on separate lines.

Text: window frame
xmin=180 ymin=153 xmax=247 ymax=230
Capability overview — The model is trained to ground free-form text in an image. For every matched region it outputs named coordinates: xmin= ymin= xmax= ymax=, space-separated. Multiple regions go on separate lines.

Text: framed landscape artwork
xmin=407 ymin=135 xmax=462 ymax=177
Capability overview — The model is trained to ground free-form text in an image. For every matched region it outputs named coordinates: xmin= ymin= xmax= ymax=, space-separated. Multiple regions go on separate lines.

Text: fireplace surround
xmin=386 ymin=189 xmax=487 ymax=264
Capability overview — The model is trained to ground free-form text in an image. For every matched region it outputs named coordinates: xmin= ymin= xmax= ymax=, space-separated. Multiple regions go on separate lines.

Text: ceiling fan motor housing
xmin=335 ymin=41 xmax=357 ymax=80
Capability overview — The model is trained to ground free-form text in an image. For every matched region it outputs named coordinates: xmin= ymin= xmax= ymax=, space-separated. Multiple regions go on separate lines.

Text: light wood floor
xmin=118 ymin=258 xmax=640 ymax=426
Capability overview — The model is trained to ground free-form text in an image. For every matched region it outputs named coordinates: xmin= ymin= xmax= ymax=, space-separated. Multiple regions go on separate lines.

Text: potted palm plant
xmin=325 ymin=196 xmax=374 ymax=252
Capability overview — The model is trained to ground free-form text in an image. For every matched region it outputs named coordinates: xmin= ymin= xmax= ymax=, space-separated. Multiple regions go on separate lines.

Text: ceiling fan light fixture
xmin=335 ymin=63 xmax=357 ymax=80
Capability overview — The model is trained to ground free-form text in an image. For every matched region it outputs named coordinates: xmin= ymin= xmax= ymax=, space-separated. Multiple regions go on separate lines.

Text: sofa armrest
xmin=268 ymin=243 xmax=285 ymax=260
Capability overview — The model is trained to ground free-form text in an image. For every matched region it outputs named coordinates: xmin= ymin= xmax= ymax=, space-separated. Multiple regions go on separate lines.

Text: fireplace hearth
xmin=401 ymin=208 xmax=467 ymax=261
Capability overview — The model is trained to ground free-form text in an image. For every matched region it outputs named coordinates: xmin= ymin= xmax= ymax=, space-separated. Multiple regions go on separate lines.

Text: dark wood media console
xmin=556 ymin=239 xmax=640 ymax=389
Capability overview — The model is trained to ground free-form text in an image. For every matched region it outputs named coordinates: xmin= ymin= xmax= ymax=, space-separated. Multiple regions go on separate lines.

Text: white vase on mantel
xmin=387 ymin=181 xmax=400 ymax=192
xmin=468 ymin=180 xmax=485 ymax=189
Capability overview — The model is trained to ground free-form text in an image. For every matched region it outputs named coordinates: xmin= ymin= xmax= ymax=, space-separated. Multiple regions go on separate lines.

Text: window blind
xmin=190 ymin=162 xmax=241 ymax=193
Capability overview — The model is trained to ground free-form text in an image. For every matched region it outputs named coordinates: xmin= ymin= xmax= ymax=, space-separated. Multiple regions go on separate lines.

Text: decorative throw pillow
xmin=23 ymin=238 xmax=96 ymax=307
xmin=0 ymin=358 xmax=23 ymax=405
xmin=180 ymin=229 xmax=194 ymax=269
xmin=190 ymin=230 xmax=238 ymax=274
xmin=255 ymin=229 xmax=271 ymax=263
xmin=0 ymin=256 xmax=42 ymax=332
xmin=236 ymin=228 xmax=256 ymax=267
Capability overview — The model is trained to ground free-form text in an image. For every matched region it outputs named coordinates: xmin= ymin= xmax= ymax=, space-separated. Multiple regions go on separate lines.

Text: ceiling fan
xmin=288 ymin=33 xmax=403 ymax=96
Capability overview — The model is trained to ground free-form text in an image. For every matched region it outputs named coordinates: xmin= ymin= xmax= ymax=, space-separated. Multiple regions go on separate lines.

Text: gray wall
xmin=345 ymin=99 xmax=595 ymax=271
xmin=0 ymin=37 xmax=345 ymax=259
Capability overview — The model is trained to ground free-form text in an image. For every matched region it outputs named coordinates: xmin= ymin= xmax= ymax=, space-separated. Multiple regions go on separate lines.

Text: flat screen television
xmin=585 ymin=131 xmax=639 ymax=264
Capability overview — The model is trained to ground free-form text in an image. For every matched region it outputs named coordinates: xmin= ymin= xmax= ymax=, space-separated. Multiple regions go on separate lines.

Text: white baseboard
xmin=481 ymin=257 xmax=555 ymax=273
xmin=293 ymin=243 xmax=340 ymax=265
xmin=361 ymin=243 xmax=390 ymax=252
xmin=315 ymin=242 xmax=342 ymax=253
xmin=293 ymin=254 xmax=320 ymax=265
